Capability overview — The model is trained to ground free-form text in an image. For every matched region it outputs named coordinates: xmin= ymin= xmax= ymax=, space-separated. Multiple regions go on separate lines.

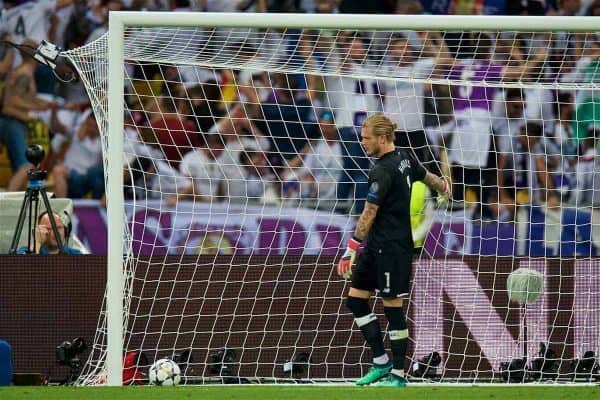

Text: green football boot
xmin=375 ymin=373 xmax=408 ymax=387
xmin=355 ymin=363 xmax=392 ymax=386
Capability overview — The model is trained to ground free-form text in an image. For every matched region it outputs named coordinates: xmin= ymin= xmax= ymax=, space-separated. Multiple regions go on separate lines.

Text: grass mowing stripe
xmin=1 ymin=386 xmax=599 ymax=400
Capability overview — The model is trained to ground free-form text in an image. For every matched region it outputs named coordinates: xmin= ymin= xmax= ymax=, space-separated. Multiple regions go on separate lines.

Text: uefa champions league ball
xmin=148 ymin=358 xmax=181 ymax=386
xmin=507 ymin=268 xmax=544 ymax=304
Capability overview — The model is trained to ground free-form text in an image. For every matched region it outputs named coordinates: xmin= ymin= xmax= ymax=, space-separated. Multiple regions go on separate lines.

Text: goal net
xmin=64 ymin=13 xmax=600 ymax=384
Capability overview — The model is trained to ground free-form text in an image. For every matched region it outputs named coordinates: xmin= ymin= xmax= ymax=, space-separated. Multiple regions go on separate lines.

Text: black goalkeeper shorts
xmin=351 ymin=244 xmax=413 ymax=298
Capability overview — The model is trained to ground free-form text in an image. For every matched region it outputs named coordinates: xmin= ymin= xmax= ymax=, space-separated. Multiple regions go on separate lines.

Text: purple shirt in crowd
xmin=448 ymin=60 xmax=504 ymax=114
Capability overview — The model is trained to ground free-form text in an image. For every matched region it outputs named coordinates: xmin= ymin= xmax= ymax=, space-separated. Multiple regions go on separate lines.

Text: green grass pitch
xmin=1 ymin=385 xmax=599 ymax=400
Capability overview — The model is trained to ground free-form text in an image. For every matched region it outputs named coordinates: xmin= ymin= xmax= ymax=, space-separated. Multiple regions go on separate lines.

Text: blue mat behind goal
xmin=0 ymin=339 xmax=12 ymax=386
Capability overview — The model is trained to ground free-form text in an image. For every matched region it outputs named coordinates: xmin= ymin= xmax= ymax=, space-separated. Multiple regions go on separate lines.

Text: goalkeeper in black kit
xmin=336 ymin=114 xmax=451 ymax=387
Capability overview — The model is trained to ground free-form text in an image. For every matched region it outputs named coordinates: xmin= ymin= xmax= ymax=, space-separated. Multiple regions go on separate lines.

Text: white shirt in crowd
xmin=493 ymin=115 xmax=525 ymax=155
xmin=499 ymin=134 xmax=558 ymax=204
xmin=226 ymin=167 xmax=277 ymax=202
xmin=53 ymin=3 xmax=74 ymax=48
xmin=178 ymin=66 xmax=220 ymax=88
xmin=124 ymin=128 xmax=188 ymax=197
xmin=382 ymin=57 xmax=435 ymax=132
xmin=208 ymin=121 xmax=270 ymax=161
xmin=324 ymin=62 xmax=383 ymax=128
xmin=442 ymin=59 xmax=505 ymax=168
xmin=572 ymin=148 xmax=600 ymax=208
xmin=63 ymin=111 xmax=102 ymax=175
xmin=179 ymin=147 xmax=232 ymax=200
xmin=523 ymin=87 xmax=554 ymax=122
xmin=289 ymin=139 xmax=343 ymax=201
xmin=237 ymin=70 xmax=272 ymax=102
xmin=491 ymin=92 xmax=526 ymax=151
xmin=0 ymin=0 xmax=56 ymax=44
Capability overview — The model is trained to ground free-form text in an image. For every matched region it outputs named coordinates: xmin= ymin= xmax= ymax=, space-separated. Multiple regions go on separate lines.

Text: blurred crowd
xmin=1 ymin=0 xmax=600 ymax=221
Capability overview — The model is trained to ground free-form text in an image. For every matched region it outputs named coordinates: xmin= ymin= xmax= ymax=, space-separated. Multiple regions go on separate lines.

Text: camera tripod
xmin=58 ymin=358 xmax=81 ymax=386
xmin=8 ymin=145 xmax=65 ymax=254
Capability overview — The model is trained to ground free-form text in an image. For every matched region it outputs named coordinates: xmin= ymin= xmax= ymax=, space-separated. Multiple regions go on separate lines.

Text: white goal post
xmin=65 ymin=11 xmax=600 ymax=385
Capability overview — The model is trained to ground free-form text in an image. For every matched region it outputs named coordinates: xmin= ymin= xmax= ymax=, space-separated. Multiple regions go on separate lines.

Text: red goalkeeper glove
xmin=337 ymin=237 xmax=361 ymax=279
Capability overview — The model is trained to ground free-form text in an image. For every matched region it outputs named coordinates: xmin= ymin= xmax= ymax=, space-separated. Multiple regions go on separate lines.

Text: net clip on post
xmin=33 ymin=40 xmax=60 ymax=70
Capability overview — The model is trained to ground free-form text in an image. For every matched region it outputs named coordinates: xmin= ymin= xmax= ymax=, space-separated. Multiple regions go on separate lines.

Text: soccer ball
xmin=148 ymin=358 xmax=181 ymax=386
xmin=506 ymin=268 xmax=543 ymax=304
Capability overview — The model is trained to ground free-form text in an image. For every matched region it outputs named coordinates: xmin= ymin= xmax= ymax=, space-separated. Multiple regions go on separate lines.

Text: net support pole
xmin=106 ymin=11 xmax=125 ymax=386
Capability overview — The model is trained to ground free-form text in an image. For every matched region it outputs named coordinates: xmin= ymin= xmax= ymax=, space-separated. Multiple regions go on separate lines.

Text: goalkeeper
xmin=336 ymin=114 xmax=450 ymax=387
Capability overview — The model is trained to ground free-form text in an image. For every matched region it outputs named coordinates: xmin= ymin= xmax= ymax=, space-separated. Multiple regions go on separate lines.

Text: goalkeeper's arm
xmin=336 ymin=202 xmax=379 ymax=278
xmin=423 ymin=171 xmax=451 ymax=202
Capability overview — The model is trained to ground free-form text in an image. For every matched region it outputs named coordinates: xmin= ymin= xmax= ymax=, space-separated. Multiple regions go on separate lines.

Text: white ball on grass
xmin=148 ymin=358 xmax=181 ymax=386
xmin=507 ymin=268 xmax=544 ymax=304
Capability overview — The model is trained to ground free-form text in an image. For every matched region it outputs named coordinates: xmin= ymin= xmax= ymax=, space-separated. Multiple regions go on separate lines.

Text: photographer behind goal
xmin=16 ymin=211 xmax=81 ymax=255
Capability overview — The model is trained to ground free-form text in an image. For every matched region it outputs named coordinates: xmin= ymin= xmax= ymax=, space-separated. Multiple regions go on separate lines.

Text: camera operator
xmin=16 ymin=211 xmax=80 ymax=254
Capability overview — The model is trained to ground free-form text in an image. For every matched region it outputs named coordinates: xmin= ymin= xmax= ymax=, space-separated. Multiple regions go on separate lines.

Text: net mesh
xmin=65 ymin=22 xmax=600 ymax=383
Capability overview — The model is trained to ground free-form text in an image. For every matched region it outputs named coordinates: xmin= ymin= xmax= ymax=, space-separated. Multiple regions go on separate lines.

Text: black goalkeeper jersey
xmin=365 ymin=149 xmax=427 ymax=252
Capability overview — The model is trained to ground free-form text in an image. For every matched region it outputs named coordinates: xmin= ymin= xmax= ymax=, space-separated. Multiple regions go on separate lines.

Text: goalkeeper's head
xmin=360 ymin=114 xmax=397 ymax=158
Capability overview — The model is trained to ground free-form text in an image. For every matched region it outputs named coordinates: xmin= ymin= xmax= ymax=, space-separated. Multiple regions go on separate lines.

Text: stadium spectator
xmin=520 ymin=42 xmax=554 ymax=123
xmin=0 ymin=33 xmax=14 ymax=79
xmin=382 ymin=31 xmax=450 ymax=165
xmin=506 ymin=0 xmax=546 ymax=15
xmin=489 ymin=88 xmax=527 ymax=220
xmin=211 ymin=102 xmax=270 ymax=155
xmin=548 ymin=0 xmax=585 ymax=15
xmin=0 ymin=0 xmax=74 ymax=95
xmin=548 ymin=92 xmax=577 ymax=158
xmin=492 ymin=32 xmax=552 ymax=117
xmin=50 ymin=0 xmax=76 ymax=49
xmin=16 ymin=211 xmax=81 ymax=254
xmin=236 ymin=66 xmax=270 ymax=117
xmin=395 ymin=0 xmax=424 ymax=14
xmin=571 ymin=125 xmax=600 ymax=207
xmin=281 ymin=109 xmax=343 ymax=204
xmin=338 ymin=0 xmax=394 ymax=13
xmin=566 ymin=40 xmax=600 ymax=141
xmin=0 ymin=0 xmax=73 ymax=46
xmin=148 ymin=95 xmax=200 ymax=168
xmin=124 ymin=125 xmax=188 ymax=200
xmin=257 ymin=73 xmax=315 ymax=163
xmin=0 ymin=40 xmax=58 ymax=191
xmin=498 ymin=121 xmax=559 ymax=209
xmin=301 ymin=31 xmax=382 ymax=213
xmin=227 ymin=150 xmax=279 ymax=204
xmin=428 ymin=32 xmax=502 ymax=208
xmin=429 ymin=32 xmax=547 ymax=209
xmin=186 ymin=82 xmax=226 ymax=133
xmin=314 ymin=0 xmax=339 ymax=13
xmin=51 ymin=109 xmax=104 ymax=199
xmin=199 ymin=0 xmax=267 ymax=12
xmin=171 ymin=132 xmax=230 ymax=204
xmin=85 ymin=0 xmax=123 ymax=44
xmin=586 ymin=0 xmax=600 ymax=15
xmin=492 ymin=88 xmax=527 ymax=145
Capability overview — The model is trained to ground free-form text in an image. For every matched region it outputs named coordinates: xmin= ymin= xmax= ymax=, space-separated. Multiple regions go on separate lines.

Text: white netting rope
xmin=65 ymin=23 xmax=600 ymax=384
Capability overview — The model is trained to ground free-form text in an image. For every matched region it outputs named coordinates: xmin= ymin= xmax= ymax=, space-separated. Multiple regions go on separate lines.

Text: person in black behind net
xmin=336 ymin=114 xmax=450 ymax=387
